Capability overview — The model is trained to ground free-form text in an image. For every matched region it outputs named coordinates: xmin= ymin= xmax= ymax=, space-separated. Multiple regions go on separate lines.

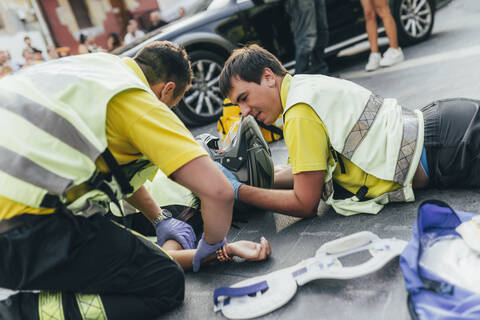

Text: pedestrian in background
xmin=285 ymin=0 xmax=329 ymax=75
xmin=106 ymin=32 xmax=122 ymax=52
xmin=78 ymin=33 xmax=101 ymax=54
xmin=0 ymin=50 xmax=13 ymax=78
xmin=177 ymin=7 xmax=186 ymax=20
xmin=361 ymin=0 xmax=405 ymax=71
xmin=23 ymin=36 xmax=41 ymax=54
xmin=124 ymin=18 xmax=145 ymax=44
xmin=148 ymin=10 xmax=168 ymax=32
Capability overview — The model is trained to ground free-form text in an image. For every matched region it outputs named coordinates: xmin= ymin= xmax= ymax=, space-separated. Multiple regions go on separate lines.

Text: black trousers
xmin=286 ymin=0 xmax=329 ymax=74
xmin=0 ymin=212 xmax=184 ymax=320
xmin=422 ymin=98 xmax=480 ymax=188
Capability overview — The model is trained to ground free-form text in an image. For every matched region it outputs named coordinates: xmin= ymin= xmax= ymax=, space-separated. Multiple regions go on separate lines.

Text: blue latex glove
xmin=192 ymin=233 xmax=226 ymax=272
xmin=155 ymin=218 xmax=196 ymax=249
xmin=215 ymin=162 xmax=244 ymax=200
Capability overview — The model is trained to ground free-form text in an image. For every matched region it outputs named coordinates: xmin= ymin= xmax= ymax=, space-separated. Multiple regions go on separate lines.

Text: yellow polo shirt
xmin=0 ymin=58 xmax=207 ymax=220
xmin=281 ymin=74 xmax=401 ymax=198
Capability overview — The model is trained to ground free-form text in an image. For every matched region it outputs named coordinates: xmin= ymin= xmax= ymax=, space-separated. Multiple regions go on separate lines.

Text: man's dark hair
xmin=219 ymin=44 xmax=288 ymax=98
xmin=134 ymin=41 xmax=192 ymax=98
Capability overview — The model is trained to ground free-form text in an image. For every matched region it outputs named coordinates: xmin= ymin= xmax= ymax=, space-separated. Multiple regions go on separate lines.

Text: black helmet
xmin=196 ymin=116 xmax=274 ymax=188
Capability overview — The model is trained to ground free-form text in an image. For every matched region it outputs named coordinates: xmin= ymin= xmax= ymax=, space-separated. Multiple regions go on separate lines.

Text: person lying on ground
xmin=215 ymin=44 xmax=480 ymax=218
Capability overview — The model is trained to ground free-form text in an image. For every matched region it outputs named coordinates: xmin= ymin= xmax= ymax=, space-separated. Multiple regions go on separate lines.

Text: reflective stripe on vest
xmin=0 ymin=53 xmax=153 ymax=209
xmin=39 ymin=292 xmax=65 ymax=320
xmin=75 ymin=294 xmax=107 ymax=320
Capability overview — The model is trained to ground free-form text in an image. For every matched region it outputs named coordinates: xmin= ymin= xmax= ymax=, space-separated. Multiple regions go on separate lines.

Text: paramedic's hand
xmin=215 ymin=162 xmax=244 ymax=199
xmin=226 ymin=237 xmax=271 ymax=261
xmin=193 ymin=233 xmax=226 ymax=272
xmin=155 ymin=218 xmax=196 ymax=249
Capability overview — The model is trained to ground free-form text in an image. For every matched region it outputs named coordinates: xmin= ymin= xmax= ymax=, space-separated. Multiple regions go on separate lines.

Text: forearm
xmin=171 ymin=156 xmax=234 ymax=245
xmin=164 ymin=239 xmax=216 ymax=271
xmin=199 ymin=194 xmax=233 ymax=244
xmin=125 ymin=185 xmax=159 ymax=222
xmin=237 ymin=185 xmax=317 ymax=217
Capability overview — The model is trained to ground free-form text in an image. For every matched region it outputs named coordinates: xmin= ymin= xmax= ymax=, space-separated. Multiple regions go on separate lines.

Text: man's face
xmin=228 ymin=70 xmax=282 ymax=125
xmin=129 ymin=20 xmax=138 ymax=31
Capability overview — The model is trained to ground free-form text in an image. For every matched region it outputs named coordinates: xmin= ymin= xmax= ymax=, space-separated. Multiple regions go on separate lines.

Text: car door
xmin=326 ymin=0 xmax=365 ymax=45
xmin=228 ymin=0 xmax=295 ymax=64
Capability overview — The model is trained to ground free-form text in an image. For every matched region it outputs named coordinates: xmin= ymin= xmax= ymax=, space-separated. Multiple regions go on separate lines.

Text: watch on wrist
xmin=152 ymin=208 xmax=172 ymax=226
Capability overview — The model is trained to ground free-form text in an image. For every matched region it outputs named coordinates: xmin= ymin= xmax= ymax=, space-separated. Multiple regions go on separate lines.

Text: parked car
xmin=115 ymin=0 xmax=439 ymax=126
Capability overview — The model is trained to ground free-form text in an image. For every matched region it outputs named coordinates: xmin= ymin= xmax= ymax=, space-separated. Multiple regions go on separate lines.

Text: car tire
xmin=176 ymin=50 xmax=226 ymax=126
xmin=392 ymin=0 xmax=435 ymax=46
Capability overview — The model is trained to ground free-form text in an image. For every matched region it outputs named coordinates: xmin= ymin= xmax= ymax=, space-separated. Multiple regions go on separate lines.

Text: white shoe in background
xmin=365 ymin=52 xmax=381 ymax=71
xmin=379 ymin=47 xmax=405 ymax=67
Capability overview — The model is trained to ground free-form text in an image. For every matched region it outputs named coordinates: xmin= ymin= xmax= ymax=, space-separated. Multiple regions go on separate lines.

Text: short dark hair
xmin=134 ymin=41 xmax=192 ymax=98
xmin=219 ymin=44 xmax=288 ymax=98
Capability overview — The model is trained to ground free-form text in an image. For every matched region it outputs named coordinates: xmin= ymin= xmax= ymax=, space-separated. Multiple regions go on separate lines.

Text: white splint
xmin=456 ymin=215 xmax=480 ymax=253
xmin=213 ymin=231 xmax=407 ymax=320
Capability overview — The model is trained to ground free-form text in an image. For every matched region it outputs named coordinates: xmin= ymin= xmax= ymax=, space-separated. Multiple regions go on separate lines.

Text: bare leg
xmin=412 ymin=164 xmax=429 ymax=189
xmin=373 ymin=0 xmax=399 ymax=48
xmin=361 ymin=0 xmax=379 ymax=53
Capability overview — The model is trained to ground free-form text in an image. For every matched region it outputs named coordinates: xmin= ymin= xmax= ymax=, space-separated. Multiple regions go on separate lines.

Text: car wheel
xmin=177 ymin=50 xmax=226 ymax=126
xmin=392 ymin=0 xmax=435 ymax=46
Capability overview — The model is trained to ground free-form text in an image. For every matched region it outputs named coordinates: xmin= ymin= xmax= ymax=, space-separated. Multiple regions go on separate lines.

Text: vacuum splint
xmin=213 ymin=231 xmax=407 ymax=319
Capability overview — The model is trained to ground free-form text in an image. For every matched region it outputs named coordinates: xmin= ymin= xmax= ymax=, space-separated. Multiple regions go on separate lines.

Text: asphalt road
xmin=173 ymin=1 xmax=480 ymax=319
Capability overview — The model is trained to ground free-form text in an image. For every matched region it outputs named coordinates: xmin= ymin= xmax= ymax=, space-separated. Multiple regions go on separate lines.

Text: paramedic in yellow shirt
xmin=0 ymin=41 xmax=265 ymax=319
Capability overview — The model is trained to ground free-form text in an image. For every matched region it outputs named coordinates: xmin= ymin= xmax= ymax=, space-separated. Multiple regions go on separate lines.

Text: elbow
xmin=292 ymin=202 xmax=317 ymax=218
xmin=201 ymin=180 xmax=235 ymax=205
xmin=297 ymin=207 xmax=317 ymax=218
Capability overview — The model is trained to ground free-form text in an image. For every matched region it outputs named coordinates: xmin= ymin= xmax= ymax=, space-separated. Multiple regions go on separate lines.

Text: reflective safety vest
xmin=0 ymin=53 xmax=156 ymax=216
xmin=284 ymin=75 xmax=424 ymax=215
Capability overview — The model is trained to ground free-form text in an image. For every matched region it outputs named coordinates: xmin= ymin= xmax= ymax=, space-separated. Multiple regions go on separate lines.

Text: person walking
xmin=286 ymin=0 xmax=329 ymax=74
xmin=0 ymin=41 xmax=244 ymax=319
xmin=361 ymin=0 xmax=405 ymax=71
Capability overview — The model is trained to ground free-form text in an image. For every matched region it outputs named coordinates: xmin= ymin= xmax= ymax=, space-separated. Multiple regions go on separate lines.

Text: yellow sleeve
xmin=106 ymin=89 xmax=207 ymax=176
xmin=283 ymin=104 xmax=330 ymax=174
xmin=0 ymin=88 xmax=208 ymax=220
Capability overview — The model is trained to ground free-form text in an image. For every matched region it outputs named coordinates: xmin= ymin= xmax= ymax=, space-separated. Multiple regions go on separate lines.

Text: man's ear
xmin=160 ymin=81 xmax=176 ymax=98
xmin=261 ymin=67 xmax=276 ymax=87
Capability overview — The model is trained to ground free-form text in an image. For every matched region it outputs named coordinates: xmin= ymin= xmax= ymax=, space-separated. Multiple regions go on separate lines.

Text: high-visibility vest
xmin=0 ymin=53 xmax=156 ymax=215
xmin=284 ymin=75 xmax=424 ymax=215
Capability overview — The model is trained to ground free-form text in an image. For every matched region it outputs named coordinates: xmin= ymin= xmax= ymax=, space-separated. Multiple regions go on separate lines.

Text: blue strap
xmin=213 ymin=281 xmax=269 ymax=306
xmin=420 ymin=146 xmax=429 ymax=178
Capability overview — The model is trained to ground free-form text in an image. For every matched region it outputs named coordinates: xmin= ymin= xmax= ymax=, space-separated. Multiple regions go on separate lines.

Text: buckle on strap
xmin=213 ymin=280 xmax=269 ymax=308
xmin=100 ymin=149 xmax=133 ymax=195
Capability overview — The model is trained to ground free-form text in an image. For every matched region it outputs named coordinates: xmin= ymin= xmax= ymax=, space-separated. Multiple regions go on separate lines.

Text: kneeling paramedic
xmin=0 ymin=41 xmax=236 ymax=319
xmin=216 ymin=44 xmax=480 ymax=217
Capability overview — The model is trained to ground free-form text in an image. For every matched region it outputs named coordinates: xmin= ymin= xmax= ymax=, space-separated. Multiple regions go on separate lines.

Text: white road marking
xmin=341 ymin=44 xmax=480 ymax=79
